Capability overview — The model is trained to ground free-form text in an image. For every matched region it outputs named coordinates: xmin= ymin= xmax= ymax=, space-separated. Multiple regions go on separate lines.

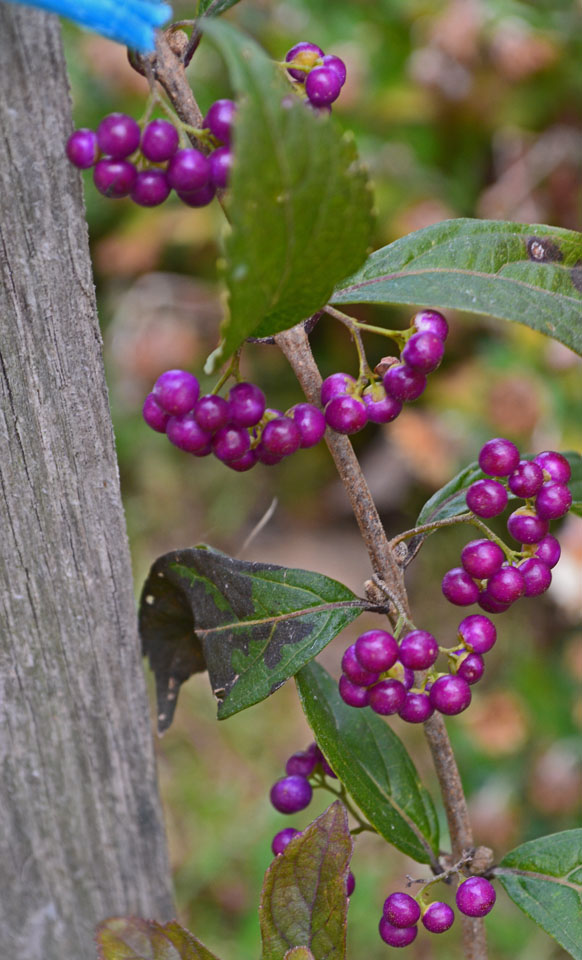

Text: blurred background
xmin=63 ymin=1 xmax=581 ymax=957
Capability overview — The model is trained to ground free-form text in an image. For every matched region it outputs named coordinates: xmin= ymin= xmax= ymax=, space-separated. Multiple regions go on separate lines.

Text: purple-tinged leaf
xmin=96 ymin=917 xmax=221 ymax=960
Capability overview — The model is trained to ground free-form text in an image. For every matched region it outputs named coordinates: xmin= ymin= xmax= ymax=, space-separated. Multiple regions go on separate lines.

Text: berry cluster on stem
xmin=284 ymin=42 xmax=347 ymax=111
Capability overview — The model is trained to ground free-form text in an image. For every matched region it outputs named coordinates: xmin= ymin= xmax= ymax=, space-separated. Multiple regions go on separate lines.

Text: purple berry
xmin=96 ymin=112 xmax=140 ymax=159
xmin=442 ymin=568 xmax=480 ymax=606
xmin=205 ymin=99 xmax=236 ymax=144
xmin=487 ymin=565 xmax=526 ymax=604
xmin=458 ymin=614 xmax=497 ymax=654
xmin=354 ymin=629 xmax=399 ymax=672
xmin=228 ymin=382 xmax=266 ymax=428
xmin=131 ymin=169 xmax=171 ymax=207
xmin=341 ymin=644 xmax=379 ymax=686
xmin=362 ymin=385 xmax=402 ymax=424
xmin=379 ymin=918 xmax=418 ymax=947
xmin=140 ymin=118 xmax=179 ymax=162
xmin=422 ymin=902 xmax=455 ymax=933
xmin=320 ymin=372 xmax=356 ymax=405
xmin=325 ymin=395 xmax=367 ymax=434
xmin=531 ymin=534 xmax=561 ymax=568
xmin=93 ymin=158 xmax=137 ymax=198
xmin=339 ymin=674 xmax=371 ymax=708
xmin=383 ymin=892 xmax=421 ymax=928
xmin=430 ymin=675 xmax=472 ymax=715
xmin=142 ymin=393 xmax=170 ymax=433
xmin=212 ymin=424 xmax=250 ymax=462
xmin=456 ymin=877 xmax=496 ymax=918
xmin=508 ymin=460 xmax=544 ymax=498
xmin=270 ymin=775 xmax=312 ymax=814
xmin=535 ymin=450 xmax=571 ymax=483
xmin=285 ymin=42 xmax=324 ymax=82
xmin=66 ymin=128 xmax=98 ymax=168
xmin=261 ymin=417 xmax=301 ymax=457
xmin=506 ymin=509 xmax=549 ymax=544
xmin=167 ymin=413 xmax=212 ymax=453
xmin=466 ymin=479 xmax=508 ymax=518
xmin=398 ymin=630 xmax=439 ymax=670
xmin=454 ymin=652 xmax=484 ymax=685
xmin=398 ymin=692 xmax=434 ymax=723
xmin=479 ymin=438 xmax=520 ymax=477
xmin=194 ymin=395 xmax=230 ymax=434
xmin=306 ymin=742 xmax=323 ymax=763
xmin=288 ymin=403 xmax=326 ymax=448
xmin=518 ymin=558 xmax=552 ymax=597
xmin=535 ymin=482 xmax=572 ymax=520
xmin=401 ymin=331 xmax=444 ymax=373
xmin=412 ymin=309 xmax=449 ymax=341
xmin=321 ymin=758 xmax=337 ymax=778
xmin=153 ymin=369 xmax=199 ymax=415
xmin=209 ymin=146 xmax=233 ymax=188
xmin=383 ymin=363 xmax=426 ymax=401
xmin=461 ymin=539 xmax=505 ymax=579
xmin=167 ymin=148 xmax=211 ymax=192
xmin=320 ymin=54 xmax=347 ymax=86
xmin=271 ymin=827 xmax=300 ymax=856
xmin=346 ymin=872 xmax=356 ymax=897
xmin=305 ymin=66 xmax=342 ymax=106
xmin=227 ymin=449 xmax=258 ymax=472
xmin=256 ymin=442 xmax=283 ymax=466
xmin=286 ymin=750 xmax=318 ymax=778
xmin=478 ymin=590 xmax=511 ymax=615
xmin=178 ymin=183 xmax=216 ymax=207
xmin=369 ymin=679 xmax=407 ymax=716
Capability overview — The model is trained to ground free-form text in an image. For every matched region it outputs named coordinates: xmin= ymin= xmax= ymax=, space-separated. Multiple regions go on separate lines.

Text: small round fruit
xmin=209 ymin=146 xmax=233 ymax=188
xmin=305 ymin=66 xmax=342 ymax=106
xmin=211 ymin=424 xmax=250 ymax=462
xmin=131 ymin=169 xmax=171 ymax=207
xmin=398 ymin=692 xmax=434 ymax=723
xmin=194 ymin=395 xmax=230 ymax=434
xmin=339 ymin=674 xmax=370 ymax=708
xmin=270 ymin=776 xmax=312 ymax=814
xmin=383 ymin=363 xmax=426 ymax=402
xmin=535 ymin=450 xmax=571 ymax=483
xmin=346 ymin=872 xmax=356 ymax=897
xmin=442 ymin=568 xmax=480 ymax=606
xmin=325 ymin=395 xmax=367 ymax=434
xmin=285 ymin=41 xmax=324 ymax=82
xmin=178 ymin=183 xmax=216 ymax=207
xmin=362 ymin=384 xmax=402 ymax=424
xmin=167 ymin=148 xmax=211 ymax=192
xmin=429 ymin=675 xmax=471 ymax=715
xmin=341 ymin=644 xmax=379 ymax=686
xmin=96 ymin=112 xmax=140 ymax=158
xmin=142 ymin=393 xmax=170 ymax=433
xmin=422 ymin=901 xmax=455 ymax=933
xmin=401 ymin=331 xmax=444 ymax=373
xmin=288 ymin=403 xmax=326 ymax=448
xmin=271 ymin=827 xmax=300 ymax=855
xmin=457 ymin=614 xmax=497 ymax=654
xmin=454 ymin=652 xmax=484 ymax=685
xmin=531 ymin=534 xmax=561 ymax=568
xmin=456 ymin=877 xmax=496 ymax=918
xmin=535 ymin=482 xmax=572 ymax=520
xmin=167 ymin=413 xmax=212 ymax=453
xmin=354 ymin=629 xmax=399 ymax=672
xmin=140 ymin=119 xmax=179 ymax=162
xmin=286 ymin=750 xmax=318 ymax=778
xmin=487 ymin=565 xmax=525 ymax=604
xmin=478 ymin=590 xmax=511 ymax=615
xmin=378 ymin=917 xmax=418 ymax=947
xmin=478 ymin=438 xmax=520 ymax=477
xmin=153 ymin=369 xmax=200 ymax=415
xmin=412 ymin=309 xmax=449 ymax=341
xmin=518 ymin=558 xmax=552 ymax=597
xmin=508 ymin=460 xmax=544 ymax=498
xmin=466 ymin=479 xmax=508 ymax=518
xmin=205 ymin=98 xmax=236 ymax=144
xmin=93 ymin=159 xmax=137 ymax=198
xmin=321 ymin=54 xmax=347 ymax=86
xmin=320 ymin=372 xmax=356 ymax=405
xmin=383 ymin=892 xmax=421 ymax=928
xmin=261 ymin=417 xmax=301 ymax=457
xmin=398 ymin=630 xmax=439 ymax=670
xmin=368 ymin=679 xmax=406 ymax=716
xmin=228 ymin=382 xmax=266 ymax=428
xmin=66 ymin=128 xmax=98 ymax=168
xmin=461 ymin=539 xmax=504 ymax=579
xmin=227 ymin=449 xmax=257 ymax=472
xmin=507 ymin=509 xmax=549 ymax=544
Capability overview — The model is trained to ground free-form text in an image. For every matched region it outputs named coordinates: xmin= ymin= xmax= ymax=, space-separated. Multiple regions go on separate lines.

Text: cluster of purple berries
xmin=142 ymin=369 xmax=327 ymax=470
xmin=269 ymin=742 xmax=356 ymax=896
xmin=321 ymin=310 xmax=448 ymax=435
xmin=443 ymin=440 xmax=571 ymax=615
xmin=66 ymin=101 xmax=235 ymax=206
xmin=379 ymin=877 xmax=496 ymax=948
xmin=285 ymin=42 xmax=347 ymax=110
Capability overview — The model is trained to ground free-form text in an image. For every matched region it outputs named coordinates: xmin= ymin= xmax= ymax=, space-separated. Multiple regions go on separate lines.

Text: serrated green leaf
xmin=495 ymin=830 xmax=582 ymax=960
xmin=260 ymin=802 xmax=351 ymax=960
xmin=296 ymin=662 xmax=440 ymax=866
xmin=201 ymin=20 xmax=373 ymax=371
xmin=139 ymin=547 xmax=366 ymax=731
xmin=198 ymin=0 xmax=241 ymax=17
xmin=331 ymin=219 xmax=582 ymax=355
xmin=96 ymin=917 xmax=221 ymax=960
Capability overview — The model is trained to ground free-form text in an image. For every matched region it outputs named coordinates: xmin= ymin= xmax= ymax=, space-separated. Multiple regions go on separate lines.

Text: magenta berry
xmin=535 ymin=482 xmax=572 ymax=520
xmin=430 ymin=675 xmax=472 ymax=715
xmin=478 ymin=590 xmax=511 ymax=615
xmin=531 ymin=534 xmax=561 ymax=568
xmin=422 ymin=901 xmax=455 ymax=933
xmin=285 ymin=41 xmax=324 ymax=82
xmin=131 ymin=169 xmax=171 ymax=207
xmin=362 ymin=384 xmax=402 ymax=423
xmin=518 ymin=557 xmax=552 ymax=597
xmin=194 ymin=395 xmax=230 ymax=434
xmin=341 ymin=644 xmax=379 ymax=686
xmin=346 ymin=872 xmax=356 ymax=897
xmin=535 ymin=450 xmax=571 ymax=483
xmin=286 ymin=750 xmax=318 ymax=778
xmin=227 ymin=449 xmax=258 ymax=472
xmin=256 ymin=442 xmax=283 ymax=466
xmin=412 ymin=309 xmax=449 ymax=341
xmin=383 ymin=892 xmax=421 ymax=928
xmin=153 ymin=369 xmax=199 ymax=416
xmin=456 ymin=877 xmax=496 ymax=918
xmin=507 ymin=509 xmax=549 ymax=544
xmin=270 ymin=775 xmax=312 ymax=814
xmin=478 ymin=438 xmax=520 ymax=477
xmin=321 ymin=758 xmax=337 ymax=779
xmin=305 ymin=66 xmax=342 ymax=106
xmin=369 ymin=679 xmax=407 ymax=716
xmin=96 ymin=112 xmax=140 ymax=159
xmin=461 ymin=539 xmax=505 ymax=579
xmin=261 ymin=417 xmax=301 ymax=457
xmin=398 ymin=691 xmax=434 ymax=723
xmin=320 ymin=54 xmax=347 ymax=86
xmin=354 ymin=629 xmax=399 ymax=672
xmin=508 ymin=460 xmax=544 ymax=498
xmin=209 ymin=146 xmax=233 ymax=188
xmin=325 ymin=395 xmax=367 ymax=434
xmin=66 ymin=128 xmax=98 ymax=168
xmin=401 ymin=331 xmax=444 ymax=373
xmin=178 ymin=183 xmax=216 ymax=207
xmin=454 ymin=652 xmax=485 ymax=685
xmin=379 ymin=917 xmax=418 ymax=947
xmin=212 ymin=424 xmax=251 ymax=462
xmin=228 ymin=382 xmax=266 ymax=428
xmin=289 ymin=403 xmax=326 ymax=448
xmin=140 ymin=118 xmax=179 ymax=162
xmin=487 ymin=565 xmax=526 ymax=603
xmin=167 ymin=413 xmax=212 ymax=453
xmin=442 ymin=568 xmax=480 ymax=606
xmin=205 ymin=99 xmax=236 ymax=144
xmin=466 ymin=479 xmax=508 ymax=518
xmin=383 ymin=363 xmax=426 ymax=402
xmin=458 ymin=614 xmax=497 ymax=654
xmin=93 ymin=158 xmax=137 ymax=198
xmin=320 ymin=372 xmax=356 ymax=405
xmin=167 ymin=148 xmax=211 ymax=192
xmin=271 ymin=827 xmax=300 ymax=856
xmin=142 ymin=393 xmax=170 ymax=433
xmin=339 ymin=674 xmax=371 ymax=708
xmin=398 ymin=630 xmax=439 ymax=670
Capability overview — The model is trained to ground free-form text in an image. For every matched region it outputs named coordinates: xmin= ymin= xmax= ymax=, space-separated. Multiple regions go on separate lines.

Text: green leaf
xmin=201 ymin=20 xmax=373 ymax=371
xmin=198 ymin=0 xmax=241 ymax=17
xmin=96 ymin=917 xmax=222 ymax=960
xmin=296 ymin=661 xmax=440 ymax=866
xmin=284 ymin=950 xmax=315 ymax=960
xmin=331 ymin=219 xmax=582 ymax=356
xmin=139 ymin=547 xmax=367 ymax=731
xmin=260 ymin=801 xmax=351 ymax=960
xmin=495 ymin=830 xmax=582 ymax=960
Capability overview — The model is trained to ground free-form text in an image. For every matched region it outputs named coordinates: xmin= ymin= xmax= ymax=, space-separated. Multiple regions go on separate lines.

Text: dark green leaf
xmin=201 ymin=20 xmax=373 ymax=371
xmin=331 ymin=219 xmax=582 ymax=355
xmin=198 ymin=0 xmax=241 ymax=17
xmin=260 ymin=801 xmax=351 ymax=960
xmin=296 ymin=661 xmax=440 ymax=866
xmin=139 ymin=547 xmax=367 ymax=731
xmin=496 ymin=830 xmax=582 ymax=960
xmin=96 ymin=917 xmax=221 ymax=960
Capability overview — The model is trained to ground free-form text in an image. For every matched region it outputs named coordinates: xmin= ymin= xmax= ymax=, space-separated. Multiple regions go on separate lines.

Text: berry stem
xmin=315 ymin=780 xmax=376 ymax=834
xmin=390 ymin=512 xmax=519 ymax=563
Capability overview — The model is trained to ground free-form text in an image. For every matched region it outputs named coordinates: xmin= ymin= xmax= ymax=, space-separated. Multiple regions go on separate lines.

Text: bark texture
xmin=0 ymin=9 xmax=174 ymax=959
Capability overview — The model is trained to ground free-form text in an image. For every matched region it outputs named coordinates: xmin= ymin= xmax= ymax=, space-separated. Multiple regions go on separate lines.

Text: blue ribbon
xmin=3 ymin=0 xmax=173 ymax=52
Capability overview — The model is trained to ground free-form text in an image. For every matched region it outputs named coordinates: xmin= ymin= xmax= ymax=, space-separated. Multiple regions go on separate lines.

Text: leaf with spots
xmin=139 ymin=547 xmax=368 ymax=732
xmin=96 ymin=917 xmax=221 ymax=960
xmin=260 ymin=802 xmax=351 ymax=960
xmin=495 ymin=830 xmax=582 ymax=959
xmin=331 ymin=219 xmax=582 ymax=355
